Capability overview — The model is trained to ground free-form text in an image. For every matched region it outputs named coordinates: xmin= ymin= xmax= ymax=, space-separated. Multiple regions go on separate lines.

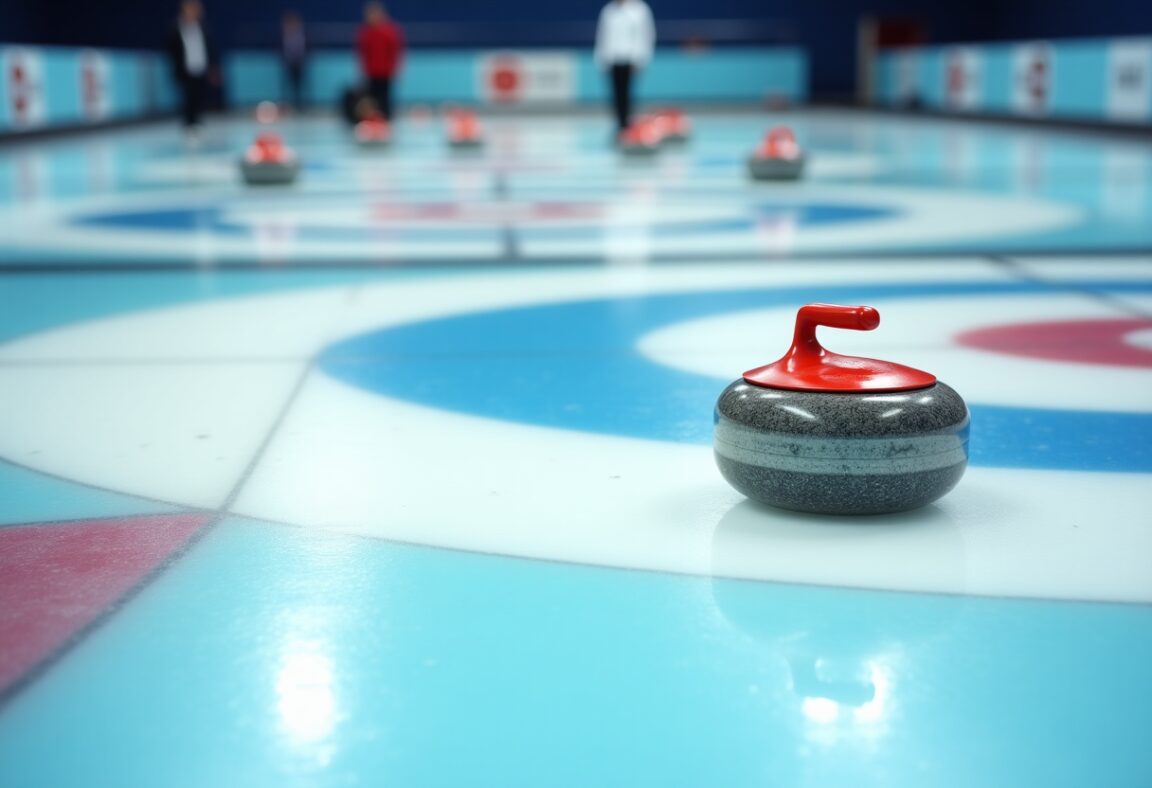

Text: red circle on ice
xmin=955 ymin=318 xmax=1152 ymax=368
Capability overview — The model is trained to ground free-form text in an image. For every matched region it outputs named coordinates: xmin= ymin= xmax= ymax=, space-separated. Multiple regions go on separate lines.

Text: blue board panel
xmin=875 ymin=53 xmax=896 ymax=104
xmin=0 ymin=47 xmax=176 ymax=133
xmin=42 ymin=49 xmax=81 ymax=125
xmin=981 ymin=45 xmax=1015 ymax=114
xmin=875 ymin=36 xmax=1151 ymax=126
xmin=227 ymin=47 xmax=808 ymax=106
xmin=108 ymin=53 xmax=141 ymax=116
xmin=225 ymin=52 xmax=283 ymax=106
xmin=1052 ymin=41 xmax=1109 ymax=118
xmin=919 ymin=48 xmax=946 ymax=108
xmin=400 ymin=50 xmax=478 ymax=102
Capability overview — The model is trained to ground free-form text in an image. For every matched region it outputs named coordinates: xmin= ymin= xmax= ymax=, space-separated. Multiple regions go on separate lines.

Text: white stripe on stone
xmin=714 ymin=423 xmax=967 ymax=474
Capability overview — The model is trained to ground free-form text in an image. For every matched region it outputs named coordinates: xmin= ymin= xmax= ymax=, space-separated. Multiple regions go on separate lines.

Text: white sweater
xmin=595 ymin=0 xmax=655 ymax=68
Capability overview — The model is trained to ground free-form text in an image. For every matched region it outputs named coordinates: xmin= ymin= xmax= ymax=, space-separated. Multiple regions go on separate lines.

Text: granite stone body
xmin=714 ymin=380 xmax=969 ymax=514
xmin=621 ymin=142 xmax=660 ymax=156
xmin=449 ymin=138 xmax=484 ymax=150
xmin=239 ymin=158 xmax=300 ymax=185
xmin=747 ymin=154 xmax=806 ymax=181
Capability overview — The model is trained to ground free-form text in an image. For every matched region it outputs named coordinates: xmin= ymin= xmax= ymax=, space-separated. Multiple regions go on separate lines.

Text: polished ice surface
xmin=0 ymin=109 xmax=1150 ymax=787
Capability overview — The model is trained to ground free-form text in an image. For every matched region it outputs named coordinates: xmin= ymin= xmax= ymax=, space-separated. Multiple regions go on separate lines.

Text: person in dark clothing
xmin=167 ymin=0 xmax=218 ymax=141
xmin=356 ymin=2 xmax=405 ymax=122
xmin=281 ymin=11 xmax=307 ymax=111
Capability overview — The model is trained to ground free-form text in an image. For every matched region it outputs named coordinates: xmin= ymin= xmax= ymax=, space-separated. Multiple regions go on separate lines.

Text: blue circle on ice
xmin=318 ymin=281 xmax=1152 ymax=473
xmin=72 ymin=200 xmax=895 ymax=241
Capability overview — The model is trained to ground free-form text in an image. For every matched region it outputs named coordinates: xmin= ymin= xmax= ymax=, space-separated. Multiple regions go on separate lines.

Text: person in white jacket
xmin=594 ymin=0 xmax=655 ymax=134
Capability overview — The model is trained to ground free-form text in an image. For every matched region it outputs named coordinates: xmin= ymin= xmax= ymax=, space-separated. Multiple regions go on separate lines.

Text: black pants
xmin=284 ymin=62 xmax=305 ymax=110
xmin=367 ymin=77 xmax=393 ymax=121
xmin=180 ymin=74 xmax=208 ymax=128
xmin=610 ymin=63 xmax=634 ymax=131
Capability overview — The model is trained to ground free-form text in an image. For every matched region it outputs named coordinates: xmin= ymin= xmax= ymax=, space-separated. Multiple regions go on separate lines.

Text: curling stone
xmin=713 ymin=303 xmax=969 ymax=515
xmin=655 ymin=107 xmax=691 ymax=143
xmin=446 ymin=109 xmax=484 ymax=150
xmin=618 ymin=117 xmax=662 ymax=156
xmin=355 ymin=113 xmax=392 ymax=147
xmin=239 ymin=132 xmax=299 ymax=186
xmin=747 ymin=126 xmax=805 ymax=181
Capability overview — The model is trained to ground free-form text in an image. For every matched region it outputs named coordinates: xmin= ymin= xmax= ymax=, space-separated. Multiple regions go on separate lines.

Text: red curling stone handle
xmin=742 ymin=302 xmax=936 ymax=392
xmin=792 ymin=304 xmax=879 ymax=361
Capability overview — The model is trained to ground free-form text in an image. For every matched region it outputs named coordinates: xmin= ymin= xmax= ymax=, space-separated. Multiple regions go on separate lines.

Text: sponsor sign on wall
xmin=1107 ymin=39 xmax=1152 ymax=122
xmin=1013 ymin=42 xmax=1052 ymax=116
xmin=2 ymin=47 xmax=46 ymax=129
xmin=945 ymin=47 xmax=982 ymax=111
xmin=477 ymin=52 xmax=575 ymax=104
xmin=80 ymin=49 xmax=111 ymax=121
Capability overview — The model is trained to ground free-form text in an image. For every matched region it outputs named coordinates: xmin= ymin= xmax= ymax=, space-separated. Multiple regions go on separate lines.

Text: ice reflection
xmin=801 ymin=695 xmax=840 ymax=724
xmin=708 ymin=499 xmax=967 ymax=756
xmin=276 ymin=642 xmax=338 ymax=747
xmin=798 ymin=659 xmax=894 ymax=745
xmin=602 ymin=185 xmax=658 ymax=264
xmin=253 ymin=216 xmax=299 ymax=264
xmin=1101 ymin=147 xmax=1150 ymax=222
xmin=752 ymin=209 xmax=798 ymax=254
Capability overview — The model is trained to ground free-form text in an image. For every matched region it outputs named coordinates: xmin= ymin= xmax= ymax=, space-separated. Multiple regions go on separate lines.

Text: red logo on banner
xmin=489 ymin=57 xmax=522 ymax=103
xmin=10 ymin=61 xmax=30 ymax=120
xmin=947 ymin=57 xmax=964 ymax=96
xmin=1026 ymin=55 xmax=1048 ymax=106
xmin=82 ymin=55 xmax=103 ymax=118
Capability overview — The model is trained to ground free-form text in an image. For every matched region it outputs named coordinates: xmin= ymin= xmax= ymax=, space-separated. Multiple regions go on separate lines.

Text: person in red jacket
xmin=357 ymin=2 xmax=404 ymax=121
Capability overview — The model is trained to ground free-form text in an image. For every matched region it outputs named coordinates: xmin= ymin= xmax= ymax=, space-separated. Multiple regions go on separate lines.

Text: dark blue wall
xmin=2 ymin=0 xmax=1151 ymax=97
xmin=990 ymin=0 xmax=1152 ymax=41
xmin=0 ymin=0 xmax=48 ymax=45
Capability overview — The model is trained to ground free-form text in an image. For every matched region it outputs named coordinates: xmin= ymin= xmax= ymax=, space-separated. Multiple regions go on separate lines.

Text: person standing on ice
xmin=167 ymin=0 xmax=219 ymax=144
xmin=357 ymin=1 xmax=405 ymax=122
xmin=594 ymin=0 xmax=655 ymax=135
xmin=281 ymin=11 xmax=308 ymax=112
